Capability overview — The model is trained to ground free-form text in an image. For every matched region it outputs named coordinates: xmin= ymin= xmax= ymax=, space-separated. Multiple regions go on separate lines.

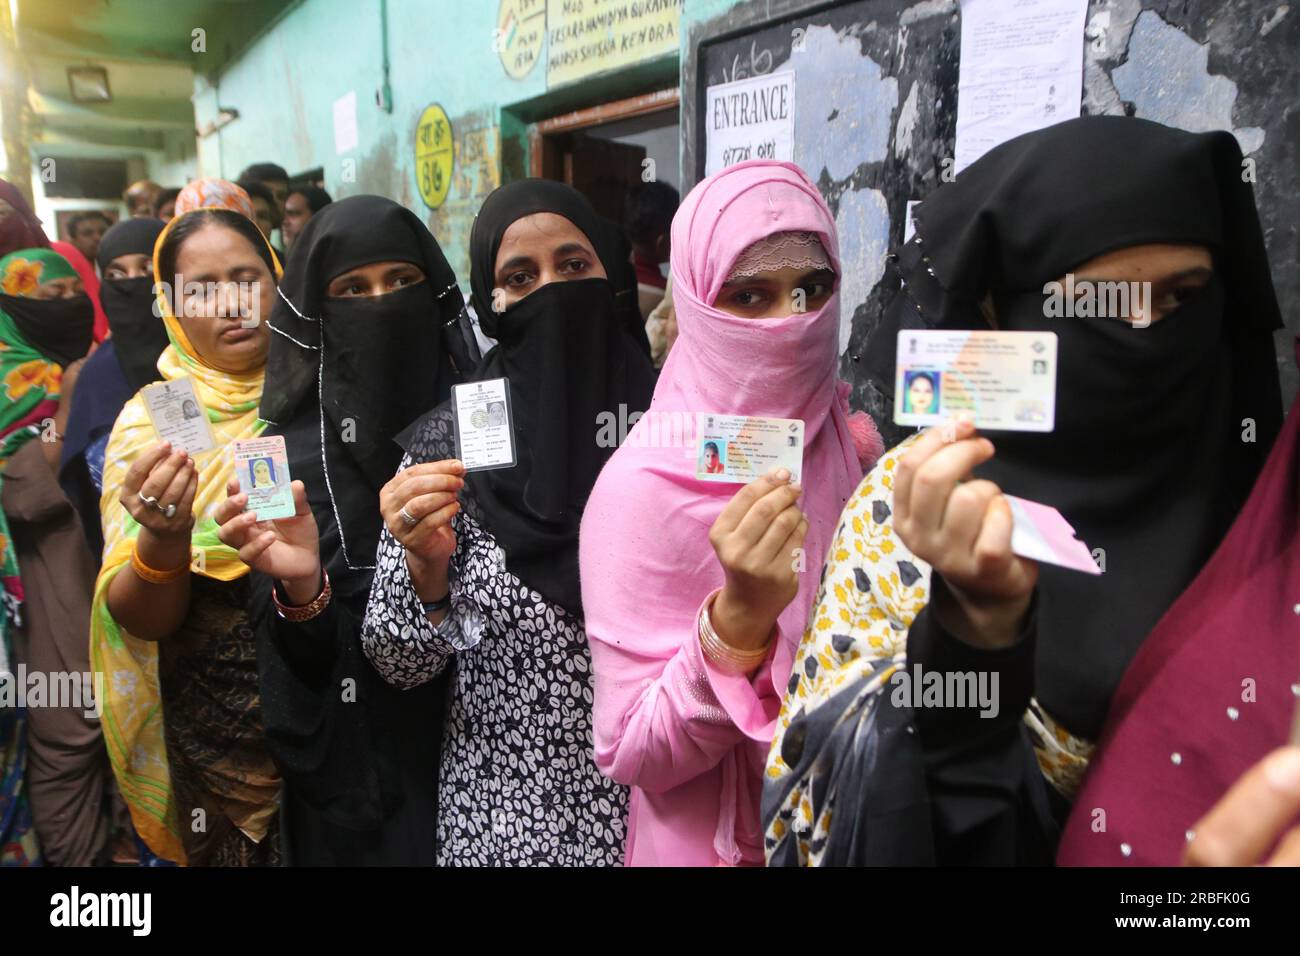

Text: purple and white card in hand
xmin=1004 ymin=494 xmax=1101 ymax=575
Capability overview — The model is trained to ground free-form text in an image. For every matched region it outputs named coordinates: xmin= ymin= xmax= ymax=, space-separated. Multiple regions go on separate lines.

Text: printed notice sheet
xmin=954 ymin=0 xmax=1087 ymax=174
xmin=704 ymin=72 xmax=795 ymax=177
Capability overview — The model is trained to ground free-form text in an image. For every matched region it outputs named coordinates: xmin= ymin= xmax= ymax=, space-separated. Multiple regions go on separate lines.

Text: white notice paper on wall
xmin=903 ymin=200 xmax=921 ymax=244
xmin=954 ymin=0 xmax=1087 ymax=174
xmin=333 ymin=90 xmax=358 ymax=155
xmin=704 ymin=72 xmax=795 ymax=177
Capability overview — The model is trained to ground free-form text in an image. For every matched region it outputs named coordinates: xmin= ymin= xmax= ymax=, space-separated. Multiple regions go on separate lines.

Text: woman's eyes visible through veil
xmin=717 ymin=268 xmax=836 ymax=318
xmin=1063 ymin=245 xmax=1215 ymax=325
xmin=797 ymin=274 xmax=836 ymax=306
xmin=326 ymin=262 xmax=427 ymax=297
xmin=1152 ymin=278 xmax=1212 ymax=316
xmin=385 ymin=266 xmax=426 ymax=292
xmin=721 ymin=283 xmax=773 ymax=313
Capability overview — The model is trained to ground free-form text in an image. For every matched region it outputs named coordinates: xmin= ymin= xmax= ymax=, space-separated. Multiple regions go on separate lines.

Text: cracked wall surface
xmin=685 ymin=0 xmax=1299 ymax=427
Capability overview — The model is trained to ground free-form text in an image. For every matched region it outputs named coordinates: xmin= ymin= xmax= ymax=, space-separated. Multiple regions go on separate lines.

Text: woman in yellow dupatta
xmin=91 ymin=207 xmax=283 ymax=865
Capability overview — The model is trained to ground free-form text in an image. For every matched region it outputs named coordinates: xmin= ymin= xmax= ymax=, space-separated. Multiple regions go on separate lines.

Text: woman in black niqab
xmin=767 ymin=115 xmax=1284 ymax=866
xmin=251 ymin=194 xmax=465 ymax=864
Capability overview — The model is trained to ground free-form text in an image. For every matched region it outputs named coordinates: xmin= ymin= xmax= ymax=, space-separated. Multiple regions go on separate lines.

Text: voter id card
xmin=232 ymin=434 xmax=295 ymax=520
xmin=451 ymin=377 xmax=516 ymax=472
xmin=140 ymin=376 xmax=217 ymax=454
xmin=695 ymin=413 xmax=804 ymax=485
xmin=894 ymin=330 xmax=1057 ymax=432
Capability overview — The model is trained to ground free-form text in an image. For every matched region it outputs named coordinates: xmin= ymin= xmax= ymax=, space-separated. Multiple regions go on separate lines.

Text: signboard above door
xmin=496 ymin=0 xmax=682 ymax=88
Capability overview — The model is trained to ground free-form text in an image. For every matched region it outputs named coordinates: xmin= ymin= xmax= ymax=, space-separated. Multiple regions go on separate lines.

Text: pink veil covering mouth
xmin=658 ymin=160 xmax=852 ymax=477
xmin=582 ymin=157 xmax=862 ymax=715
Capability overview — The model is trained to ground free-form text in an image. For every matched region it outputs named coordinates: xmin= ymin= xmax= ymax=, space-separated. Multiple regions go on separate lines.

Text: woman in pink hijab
xmin=580 ymin=159 xmax=881 ymax=866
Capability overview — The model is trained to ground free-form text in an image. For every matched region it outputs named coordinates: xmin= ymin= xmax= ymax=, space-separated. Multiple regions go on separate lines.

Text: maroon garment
xmin=633 ymin=250 xmax=667 ymax=290
xmin=0 ymin=180 xmax=51 ymax=258
xmin=1058 ymin=339 xmax=1300 ymax=866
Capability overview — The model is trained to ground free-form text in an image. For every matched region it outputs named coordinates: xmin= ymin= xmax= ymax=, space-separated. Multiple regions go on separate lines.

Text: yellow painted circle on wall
xmin=415 ymin=104 xmax=453 ymax=209
xmin=497 ymin=0 xmax=545 ymax=80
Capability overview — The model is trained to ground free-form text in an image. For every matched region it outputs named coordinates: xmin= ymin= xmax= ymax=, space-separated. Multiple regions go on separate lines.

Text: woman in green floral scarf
xmin=0 ymin=247 xmax=94 ymax=865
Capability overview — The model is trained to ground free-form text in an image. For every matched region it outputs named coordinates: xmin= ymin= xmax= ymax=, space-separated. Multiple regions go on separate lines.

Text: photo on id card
xmin=452 ymin=377 xmax=516 ymax=473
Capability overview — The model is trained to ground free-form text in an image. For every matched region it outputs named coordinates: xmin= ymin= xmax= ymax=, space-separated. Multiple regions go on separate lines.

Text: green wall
xmin=193 ymin=0 xmax=733 ymax=284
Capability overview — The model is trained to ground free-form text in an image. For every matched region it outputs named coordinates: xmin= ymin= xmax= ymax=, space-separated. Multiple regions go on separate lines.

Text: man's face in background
xmin=71 ymin=215 xmax=109 ymax=262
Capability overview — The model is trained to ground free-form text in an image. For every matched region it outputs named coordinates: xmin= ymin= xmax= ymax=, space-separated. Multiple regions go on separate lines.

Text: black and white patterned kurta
xmin=360 ymin=408 xmax=628 ymax=866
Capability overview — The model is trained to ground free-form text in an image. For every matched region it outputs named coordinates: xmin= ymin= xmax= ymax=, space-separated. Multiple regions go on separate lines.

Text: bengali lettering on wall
xmin=415 ymin=103 xmax=454 ymax=209
xmin=704 ymin=71 xmax=795 ymax=177
xmin=546 ymin=0 xmax=681 ymax=87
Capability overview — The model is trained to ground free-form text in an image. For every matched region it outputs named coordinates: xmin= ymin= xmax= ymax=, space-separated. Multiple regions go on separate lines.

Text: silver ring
xmin=138 ymin=492 xmax=158 ymax=508
xmin=163 ymin=503 xmax=177 ymax=519
xmin=399 ymin=506 xmax=419 ymax=527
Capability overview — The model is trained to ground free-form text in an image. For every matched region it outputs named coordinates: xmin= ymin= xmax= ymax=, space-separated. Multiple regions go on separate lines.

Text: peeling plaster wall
xmin=684 ymin=0 xmax=1300 ymax=430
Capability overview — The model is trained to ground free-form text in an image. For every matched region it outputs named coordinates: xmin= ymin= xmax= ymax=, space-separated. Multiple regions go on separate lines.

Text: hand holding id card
xmin=452 ymin=377 xmax=516 ymax=472
xmin=232 ymin=435 xmax=296 ymax=520
xmin=695 ymin=413 xmax=805 ymax=484
xmin=895 ymin=330 xmax=1057 ymax=431
xmin=141 ymin=377 xmax=217 ymax=454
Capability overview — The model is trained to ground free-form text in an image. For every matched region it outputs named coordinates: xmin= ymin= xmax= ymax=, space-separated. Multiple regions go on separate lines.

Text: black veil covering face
xmin=765 ymin=115 xmax=1285 ymax=868
xmin=253 ymin=195 xmax=463 ymax=864
xmin=409 ymin=178 xmax=656 ymax=616
xmin=57 ymin=217 xmax=168 ymax=556
xmin=0 ymin=293 xmax=94 ymax=368
xmin=466 ymin=178 xmax=646 ymax=345
xmin=95 ymin=216 xmax=168 ymax=391
xmin=261 ymin=194 xmax=464 ymax=571
xmin=880 ymin=115 xmax=1282 ymax=738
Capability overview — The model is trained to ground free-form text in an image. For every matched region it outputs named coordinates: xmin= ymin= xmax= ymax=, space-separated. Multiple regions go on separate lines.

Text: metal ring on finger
xmin=399 ymin=505 xmax=419 ymax=527
xmin=138 ymin=490 xmax=176 ymax=519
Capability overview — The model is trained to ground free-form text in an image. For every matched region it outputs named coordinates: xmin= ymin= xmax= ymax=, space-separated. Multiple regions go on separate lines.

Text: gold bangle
xmin=273 ymin=570 xmax=332 ymax=623
xmin=130 ymin=546 xmax=189 ymax=585
xmin=698 ymin=591 xmax=774 ymax=675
